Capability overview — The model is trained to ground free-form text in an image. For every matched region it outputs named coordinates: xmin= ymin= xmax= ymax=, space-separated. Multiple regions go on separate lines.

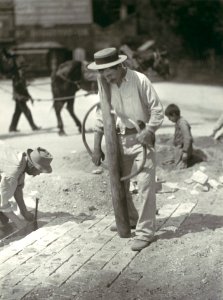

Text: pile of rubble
xmin=185 ymin=167 xmax=223 ymax=194
xmin=155 ymin=166 xmax=223 ymax=196
xmin=128 ymin=166 xmax=223 ymax=196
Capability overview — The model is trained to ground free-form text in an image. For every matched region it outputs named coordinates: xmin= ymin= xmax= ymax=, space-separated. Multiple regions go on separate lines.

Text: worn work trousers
xmin=118 ymin=133 xmax=156 ymax=242
xmin=9 ymin=101 xmax=37 ymax=131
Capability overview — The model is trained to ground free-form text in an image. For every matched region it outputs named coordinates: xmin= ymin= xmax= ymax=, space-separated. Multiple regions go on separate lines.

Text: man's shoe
xmin=131 ymin=239 xmax=153 ymax=251
xmin=9 ymin=128 xmax=20 ymax=132
xmin=32 ymin=126 xmax=41 ymax=131
xmin=110 ymin=224 xmax=136 ymax=232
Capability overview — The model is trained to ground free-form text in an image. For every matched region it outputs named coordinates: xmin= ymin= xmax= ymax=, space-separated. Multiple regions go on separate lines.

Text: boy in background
xmin=165 ymin=104 xmax=193 ymax=169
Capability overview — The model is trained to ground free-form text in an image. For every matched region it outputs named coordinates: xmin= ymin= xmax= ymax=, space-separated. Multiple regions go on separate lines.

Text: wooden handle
xmin=82 ymin=103 xmax=147 ymax=181
xmin=120 ymin=118 xmax=147 ymax=181
xmin=34 ymin=197 xmax=39 ymax=221
xmin=98 ymin=75 xmax=131 ymax=237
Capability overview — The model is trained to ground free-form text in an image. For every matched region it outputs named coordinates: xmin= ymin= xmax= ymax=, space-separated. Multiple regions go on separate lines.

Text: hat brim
xmin=27 ymin=149 xmax=52 ymax=174
xmin=87 ymin=55 xmax=127 ymax=70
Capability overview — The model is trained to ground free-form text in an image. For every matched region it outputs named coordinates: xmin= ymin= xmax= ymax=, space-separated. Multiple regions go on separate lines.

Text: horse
xmin=134 ymin=49 xmax=170 ymax=79
xmin=51 ymin=60 xmax=97 ymax=136
xmin=120 ymin=44 xmax=170 ymax=79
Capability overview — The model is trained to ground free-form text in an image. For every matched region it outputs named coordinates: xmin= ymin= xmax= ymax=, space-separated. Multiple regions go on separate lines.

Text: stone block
xmin=208 ymin=179 xmax=221 ymax=189
xmin=191 ymin=170 xmax=209 ymax=185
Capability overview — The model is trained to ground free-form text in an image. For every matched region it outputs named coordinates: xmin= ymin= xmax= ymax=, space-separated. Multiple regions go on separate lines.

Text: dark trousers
xmin=9 ymin=101 xmax=37 ymax=131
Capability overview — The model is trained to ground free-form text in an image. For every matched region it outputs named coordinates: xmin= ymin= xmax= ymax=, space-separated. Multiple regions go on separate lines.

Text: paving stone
xmin=156 ymin=203 xmax=180 ymax=230
xmin=191 ymin=170 xmax=209 ymax=185
xmin=83 ymin=249 xmax=117 ymax=270
xmin=2 ymin=202 xmax=216 ymax=300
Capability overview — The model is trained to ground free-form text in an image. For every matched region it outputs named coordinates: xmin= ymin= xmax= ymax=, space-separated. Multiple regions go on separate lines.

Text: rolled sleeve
xmin=94 ymin=104 xmax=104 ymax=133
xmin=142 ymin=78 xmax=164 ymax=133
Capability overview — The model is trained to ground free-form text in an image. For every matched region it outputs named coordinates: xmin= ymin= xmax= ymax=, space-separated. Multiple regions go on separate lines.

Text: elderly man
xmin=0 ymin=143 xmax=53 ymax=229
xmin=88 ymin=48 xmax=164 ymax=251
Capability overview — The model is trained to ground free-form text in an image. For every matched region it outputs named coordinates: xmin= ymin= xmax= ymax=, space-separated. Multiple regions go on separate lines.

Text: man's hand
xmin=92 ymin=131 xmax=104 ymax=166
xmin=92 ymin=149 xmax=105 ymax=166
xmin=15 ymin=219 xmax=27 ymax=230
xmin=22 ymin=211 xmax=35 ymax=222
xmin=4 ymin=211 xmax=27 ymax=230
xmin=136 ymin=129 xmax=155 ymax=146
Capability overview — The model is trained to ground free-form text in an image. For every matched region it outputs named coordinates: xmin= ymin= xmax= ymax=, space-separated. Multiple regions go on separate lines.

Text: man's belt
xmin=117 ymin=121 xmax=145 ymax=135
xmin=116 ymin=127 xmax=137 ymax=135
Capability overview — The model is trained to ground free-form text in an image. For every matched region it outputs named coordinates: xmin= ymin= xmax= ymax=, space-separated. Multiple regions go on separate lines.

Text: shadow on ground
xmin=0 ymin=127 xmax=56 ymax=140
xmin=156 ymin=212 xmax=223 ymax=241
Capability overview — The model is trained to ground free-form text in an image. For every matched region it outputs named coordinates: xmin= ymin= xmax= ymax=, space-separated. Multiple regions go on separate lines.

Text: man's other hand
xmin=4 ymin=211 xmax=27 ymax=229
xmin=136 ymin=129 xmax=155 ymax=146
xmin=22 ymin=211 xmax=35 ymax=222
xmin=92 ymin=149 xmax=105 ymax=166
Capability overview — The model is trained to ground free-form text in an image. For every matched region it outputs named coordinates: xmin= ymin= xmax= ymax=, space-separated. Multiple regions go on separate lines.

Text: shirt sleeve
xmin=179 ymin=119 xmax=193 ymax=152
xmin=13 ymin=72 xmax=31 ymax=101
xmin=0 ymin=175 xmax=18 ymax=212
xmin=141 ymin=76 xmax=164 ymax=133
xmin=94 ymin=103 xmax=104 ymax=133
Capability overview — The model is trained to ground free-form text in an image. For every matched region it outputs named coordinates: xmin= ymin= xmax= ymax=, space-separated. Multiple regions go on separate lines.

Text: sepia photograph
xmin=0 ymin=0 xmax=223 ymax=299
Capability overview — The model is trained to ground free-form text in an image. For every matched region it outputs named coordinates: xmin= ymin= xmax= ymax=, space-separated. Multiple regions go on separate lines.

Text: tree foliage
xmin=93 ymin=0 xmax=121 ymax=27
xmin=150 ymin=0 xmax=223 ymax=57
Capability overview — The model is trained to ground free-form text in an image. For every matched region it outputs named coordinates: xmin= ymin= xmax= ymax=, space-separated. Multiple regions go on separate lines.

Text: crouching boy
xmin=165 ymin=104 xmax=193 ymax=169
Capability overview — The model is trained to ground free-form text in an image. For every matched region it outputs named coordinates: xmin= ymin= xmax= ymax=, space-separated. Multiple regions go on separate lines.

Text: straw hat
xmin=27 ymin=147 xmax=53 ymax=173
xmin=87 ymin=47 xmax=127 ymax=70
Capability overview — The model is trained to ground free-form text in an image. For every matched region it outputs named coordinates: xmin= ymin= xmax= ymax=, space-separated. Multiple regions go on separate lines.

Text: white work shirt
xmin=0 ymin=144 xmax=26 ymax=212
xmin=95 ymin=68 xmax=164 ymax=133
